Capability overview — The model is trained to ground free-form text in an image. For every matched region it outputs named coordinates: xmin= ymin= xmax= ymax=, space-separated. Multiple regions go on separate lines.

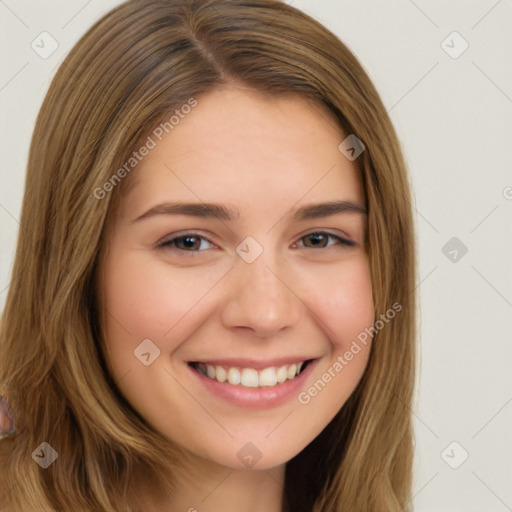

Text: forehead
xmin=119 ymin=86 xmax=364 ymax=218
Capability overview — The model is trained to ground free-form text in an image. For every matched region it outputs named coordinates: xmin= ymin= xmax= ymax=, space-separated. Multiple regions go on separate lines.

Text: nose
xmin=220 ymin=254 xmax=302 ymax=338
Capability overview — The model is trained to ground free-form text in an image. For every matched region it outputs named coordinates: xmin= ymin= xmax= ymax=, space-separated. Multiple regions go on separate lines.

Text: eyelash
xmin=156 ymin=231 xmax=355 ymax=254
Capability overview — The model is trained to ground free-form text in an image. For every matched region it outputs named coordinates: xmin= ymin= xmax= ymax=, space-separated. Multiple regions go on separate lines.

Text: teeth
xmin=258 ymin=367 xmax=277 ymax=387
xmin=276 ymin=366 xmax=288 ymax=383
xmin=287 ymin=363 xmax=297 ymax=379
xmin=195 ymin=361 xmax=307 ymax=388
xmin=241 ymin=368 xmax=259 ymax=387
xmin=215 ymin=365 xmax=227 ymax=382
xmin=227 ymin=367 xmax=241 ymax=385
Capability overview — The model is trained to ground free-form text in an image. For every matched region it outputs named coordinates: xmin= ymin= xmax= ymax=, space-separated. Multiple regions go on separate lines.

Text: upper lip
xmin=189 ymin=357 xmax=316 ymax=370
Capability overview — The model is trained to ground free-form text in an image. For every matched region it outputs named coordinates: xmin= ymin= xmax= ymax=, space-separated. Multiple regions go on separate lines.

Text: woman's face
xmin=98 ymin=86 xmax=374 ymax=470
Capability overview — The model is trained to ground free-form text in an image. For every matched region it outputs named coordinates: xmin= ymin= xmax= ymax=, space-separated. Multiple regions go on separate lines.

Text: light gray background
xmin=1 ymin=1 xmax=511 ymax=510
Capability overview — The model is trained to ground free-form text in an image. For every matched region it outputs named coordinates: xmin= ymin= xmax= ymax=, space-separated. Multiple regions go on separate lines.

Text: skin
xmin=98 ymin=85 xmax=375 ymax=512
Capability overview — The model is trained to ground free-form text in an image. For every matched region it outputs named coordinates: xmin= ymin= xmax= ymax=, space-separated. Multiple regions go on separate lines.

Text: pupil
xmin=307 ymin=233 xmax=326 ymax=247
xmin=181 ymin=236 xmax=198 ymax=249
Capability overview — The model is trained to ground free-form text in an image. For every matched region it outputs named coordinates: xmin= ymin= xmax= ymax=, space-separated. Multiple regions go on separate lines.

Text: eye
xmin=294 ymin=232 xmax=355 ymax=249
xmin=157 ymin=233 xmax=215 ymax=252
xmin=156 ymin=231 xmax=354 ymax=254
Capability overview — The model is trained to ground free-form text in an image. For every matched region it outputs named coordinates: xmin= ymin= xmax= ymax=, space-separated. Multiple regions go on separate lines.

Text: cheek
xmin=293 ymin=257 xmax=374 ymax=433
xmin=300 ymin=256 xmax=375 ymax=348
xmin=102 ymin=257 xmax=173 ymax=343
xmin=100 ymin=250 xmax=228 ymax=360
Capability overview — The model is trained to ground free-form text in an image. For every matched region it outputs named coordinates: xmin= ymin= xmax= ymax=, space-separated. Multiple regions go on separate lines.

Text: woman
xmin=0 ymin=0 xmax=417 ymax=510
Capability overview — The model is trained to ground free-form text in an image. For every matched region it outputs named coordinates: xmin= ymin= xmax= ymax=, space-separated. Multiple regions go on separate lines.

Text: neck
xmin=138 ymin=454 xmax=286 ymax=512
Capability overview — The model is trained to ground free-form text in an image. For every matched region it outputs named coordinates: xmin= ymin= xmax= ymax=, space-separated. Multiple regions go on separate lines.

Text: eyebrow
xmin=132 ymin=200 xmax=367 ymax=223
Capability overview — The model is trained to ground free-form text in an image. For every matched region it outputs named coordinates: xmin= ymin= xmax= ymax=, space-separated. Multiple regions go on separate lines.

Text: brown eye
xmin=157 ymin=233 xmax=214 ymax=252
xmin=303 ymin=233 xmax=329 ymax=248
xmin=175 ymin=235 xmax=202 ymax=250
xmin=297 ymin=232 xmax=355 ymax=249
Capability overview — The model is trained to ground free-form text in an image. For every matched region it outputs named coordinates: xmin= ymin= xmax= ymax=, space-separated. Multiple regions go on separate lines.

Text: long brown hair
xmin=0 ymin=1 xmax=417 ymax=510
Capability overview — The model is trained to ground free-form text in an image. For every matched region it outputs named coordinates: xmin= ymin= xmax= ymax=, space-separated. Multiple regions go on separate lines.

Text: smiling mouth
xmin=188 ymin=360 xmax=312 ymax=388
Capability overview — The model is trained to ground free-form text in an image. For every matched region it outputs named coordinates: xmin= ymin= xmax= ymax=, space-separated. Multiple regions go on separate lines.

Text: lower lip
xmin=188 ymin=360 xmax=318 ymax=410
